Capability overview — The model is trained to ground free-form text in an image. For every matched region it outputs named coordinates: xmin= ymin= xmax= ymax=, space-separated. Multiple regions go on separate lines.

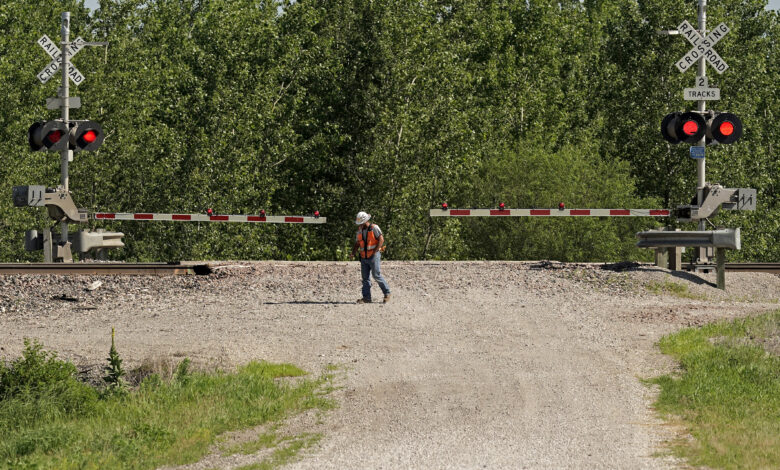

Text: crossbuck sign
xmin=36 ymin=34 xmax=86 ymax=85
xmin=675 ymin=20 xmax=729 ymax=74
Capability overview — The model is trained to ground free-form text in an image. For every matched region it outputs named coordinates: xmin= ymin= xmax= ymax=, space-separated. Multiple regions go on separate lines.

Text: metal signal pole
xmin=696 ymin=0 xmax=707 ymax=200
xmin=60 ymin=11 xmax=72 ymax=247
xmin=696 ymin=0 xmax=708 ymax=263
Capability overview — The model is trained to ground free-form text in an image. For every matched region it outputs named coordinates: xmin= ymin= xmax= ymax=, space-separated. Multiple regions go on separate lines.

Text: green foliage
xmin=442 ymin=138 xmax=661 ymax=261
xmin=0 ymin=341 xmax=334 ymax=470
xmin=0 ymin=0 xmax=777 ymax=261
xmin=651 ymin=311 xmax=780 ymax=469
xmin=0 ymin=339 xmax=99 ymax=432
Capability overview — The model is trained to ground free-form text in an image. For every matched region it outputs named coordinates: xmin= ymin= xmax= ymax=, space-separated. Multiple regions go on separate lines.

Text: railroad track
xmin=1 ymin=261 xmax=778 ymax=276
xmin=0 ymin=263 xmax=212 ymax=276
xmin=723 ymin=263 xmax=780 ymax=273
xmin=684 ymin=262 xmax=780 ymax=274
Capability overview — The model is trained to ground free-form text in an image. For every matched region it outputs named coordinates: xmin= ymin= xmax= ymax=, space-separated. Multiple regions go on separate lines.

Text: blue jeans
xmin=360 ymin=252 xmax=390 ymax=300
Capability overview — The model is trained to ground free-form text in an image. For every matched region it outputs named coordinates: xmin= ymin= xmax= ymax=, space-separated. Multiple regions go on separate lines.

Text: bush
xmin=0 ymin=339 xmax=98 ymax=430
xmin=449 ymin=138 xmax=661 ymax=261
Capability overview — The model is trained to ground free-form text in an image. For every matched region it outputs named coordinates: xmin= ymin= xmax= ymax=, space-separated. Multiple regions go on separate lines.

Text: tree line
xmin=0 ymin=0 xmax=777 ymax=262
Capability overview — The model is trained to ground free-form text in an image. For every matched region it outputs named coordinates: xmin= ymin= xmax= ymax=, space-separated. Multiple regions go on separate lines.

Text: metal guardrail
xmin=636 ymin=228 xmax=741 ymax=250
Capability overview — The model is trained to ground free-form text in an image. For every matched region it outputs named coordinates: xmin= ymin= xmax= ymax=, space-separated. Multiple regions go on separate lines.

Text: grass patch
xmin=220 ymin=430 xmax=279 ymax=456
xmin=0 ymin=340 xmax=334 ymax=469
xmin=646 ymin=280 xmax=706 ymax=300
xmin=235 ymin=433 xmax=323 ymax=470
xmin=649 ymin=311 xmax=780 ymax=469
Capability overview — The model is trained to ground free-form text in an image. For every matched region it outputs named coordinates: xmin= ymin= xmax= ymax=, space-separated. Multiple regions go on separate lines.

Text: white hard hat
xmin=355 ymin=211 xmax=371 ymax=225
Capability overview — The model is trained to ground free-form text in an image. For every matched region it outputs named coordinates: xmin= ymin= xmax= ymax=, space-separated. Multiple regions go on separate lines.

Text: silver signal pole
xmin=696 ymin=0 xmax=708 ymax=263
xmin=60 ymin=11 xmax=72 ymax=247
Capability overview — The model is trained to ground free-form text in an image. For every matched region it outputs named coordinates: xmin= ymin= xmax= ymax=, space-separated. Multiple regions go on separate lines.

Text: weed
xmin=102 ymin=328 xmax=127 ymax=395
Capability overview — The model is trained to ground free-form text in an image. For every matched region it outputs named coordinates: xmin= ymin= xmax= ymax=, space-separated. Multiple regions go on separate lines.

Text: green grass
xmin=650 ymin=311 xmax=780 ymax=469
xmin=234 ymin=433 xmax=323 ymax=470
xmin=646 ymin=280 xmax=706 ymax=300
xmin=220 ymin=431 xmax=279 ymax=456
xmin=0 ymin=341 xmax=334 ymax=469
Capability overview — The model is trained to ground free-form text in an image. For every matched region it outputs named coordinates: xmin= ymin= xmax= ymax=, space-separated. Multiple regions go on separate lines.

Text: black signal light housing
xmin=707 ymin=112 xmax=743 ymax=145
xmin=69 ymin=120 xmax=105 ymax=152
xmin=28 ymin=121 xmax=69 ymax=151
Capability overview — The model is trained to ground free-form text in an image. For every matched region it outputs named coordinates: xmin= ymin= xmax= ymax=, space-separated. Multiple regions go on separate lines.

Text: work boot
xmin=383 ymin=294 xmax=391 ymax=303
xmin=356 ymin=298 xmax=371 ymax=304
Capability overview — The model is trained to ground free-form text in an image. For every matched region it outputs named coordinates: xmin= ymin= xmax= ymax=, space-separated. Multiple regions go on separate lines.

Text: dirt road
xmin=2 ymin=261 xmax=779 ymax=469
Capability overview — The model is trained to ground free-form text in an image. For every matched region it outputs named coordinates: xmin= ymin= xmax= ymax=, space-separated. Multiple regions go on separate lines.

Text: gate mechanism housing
xmin=675 ymin=183 xmax=756 ymax=222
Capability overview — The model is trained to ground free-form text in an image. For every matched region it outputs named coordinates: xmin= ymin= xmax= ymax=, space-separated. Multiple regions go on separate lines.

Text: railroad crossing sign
xmin=36 ymin=34 xmax=86 ymax=85
xmin=675 ymin=20 xmax=729 ymax=74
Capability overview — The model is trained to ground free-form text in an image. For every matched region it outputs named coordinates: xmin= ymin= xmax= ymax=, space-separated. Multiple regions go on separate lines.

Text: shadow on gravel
xmin=669 ymin=270 xmax=715 ymax=287
xmin=262 ymin=301 xmax=355 ymax=305
xmin=599 ymin=261 xmax=716 ymax=288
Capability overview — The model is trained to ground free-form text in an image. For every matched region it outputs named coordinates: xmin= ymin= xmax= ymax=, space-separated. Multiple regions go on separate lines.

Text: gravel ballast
xmin=2 ymin=261 xmax=779 ymax=469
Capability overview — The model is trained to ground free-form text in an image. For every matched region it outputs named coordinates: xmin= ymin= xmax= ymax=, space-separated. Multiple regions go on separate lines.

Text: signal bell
xmin=28 ymin=121 xmax=69 ymax=151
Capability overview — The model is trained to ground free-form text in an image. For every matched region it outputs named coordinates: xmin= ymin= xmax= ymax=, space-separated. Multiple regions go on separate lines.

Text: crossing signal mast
xmin=643 ymin=0 xmax=756 ymax=287
xmin=13 ymin=12 xmax=110 ymax=262
xmin=429 ymin=1 xmax=755 ymax=289
xmin=15 ymin=12 xmax=326 ymax=263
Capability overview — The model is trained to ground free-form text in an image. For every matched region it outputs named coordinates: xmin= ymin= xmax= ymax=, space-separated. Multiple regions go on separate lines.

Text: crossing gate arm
xmin=93 ymin=212 xmax=326 ymax=224
xmin=429 ymin=208 xmax=671 ymax=217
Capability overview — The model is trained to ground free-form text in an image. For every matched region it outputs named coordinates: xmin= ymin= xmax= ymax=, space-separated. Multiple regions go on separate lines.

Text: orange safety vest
xmin=358 ymin=225 xmax=379 ymax=258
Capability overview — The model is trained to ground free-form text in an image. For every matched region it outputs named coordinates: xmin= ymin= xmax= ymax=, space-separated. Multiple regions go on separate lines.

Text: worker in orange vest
xmin=351 ymin=211 xmax=391 ymax=303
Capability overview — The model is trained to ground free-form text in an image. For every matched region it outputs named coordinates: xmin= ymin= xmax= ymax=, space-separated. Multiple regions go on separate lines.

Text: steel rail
xmin=685 ymin=262 xmax=780 ymax=274
xmin=0 ymin=263 xmax=211 ymax=276
xmin=724 ymin=263 xmax=780 ymax=273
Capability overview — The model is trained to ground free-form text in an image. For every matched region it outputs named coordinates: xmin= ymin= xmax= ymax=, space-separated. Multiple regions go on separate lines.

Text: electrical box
xmin=13 ymin=185 xmax=46 ymax=207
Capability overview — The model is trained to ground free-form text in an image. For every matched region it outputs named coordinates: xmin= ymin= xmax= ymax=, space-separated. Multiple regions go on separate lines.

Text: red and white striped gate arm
xmin=429 ymin=207 xmax=670 ymax=217
xmin=93 ymin=212 xmax=326 ymax=224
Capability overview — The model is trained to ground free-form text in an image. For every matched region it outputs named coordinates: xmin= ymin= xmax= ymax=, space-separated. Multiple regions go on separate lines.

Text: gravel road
xmin=2 ymin=261 xmax=779 ymax=469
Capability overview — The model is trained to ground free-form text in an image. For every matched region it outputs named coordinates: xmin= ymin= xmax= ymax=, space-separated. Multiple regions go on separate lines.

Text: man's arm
xmin=377 ymin=234 xmax=385 ymax=251
xmin=351 ymin=240 xmax=360 ymax=258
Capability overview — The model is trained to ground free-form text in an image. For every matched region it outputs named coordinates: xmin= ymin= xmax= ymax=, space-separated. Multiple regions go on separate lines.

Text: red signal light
xmin=260 ymin=209 xmax=266 ymax=216
xmin=559 ymin=202 xmax=565 ymax=210
xmin=314 ymin=211 xmax=320 ymax=217
xmin=442 ymin=202 xmax=448 ymax=209
xmin=47 ymin=130 xmax=63 ymax=143
xmin=682 ymin=120 xmax=699 ymax=136
xmin=719 ymin=121 xmax=734 ymax=136
xmin=82 ymin=130 xmax=97 ymax=143
xmin=499 ymin=202 xmax=505 ymax=210
xmin=207 ymin=208 xmax=213 ymax=216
